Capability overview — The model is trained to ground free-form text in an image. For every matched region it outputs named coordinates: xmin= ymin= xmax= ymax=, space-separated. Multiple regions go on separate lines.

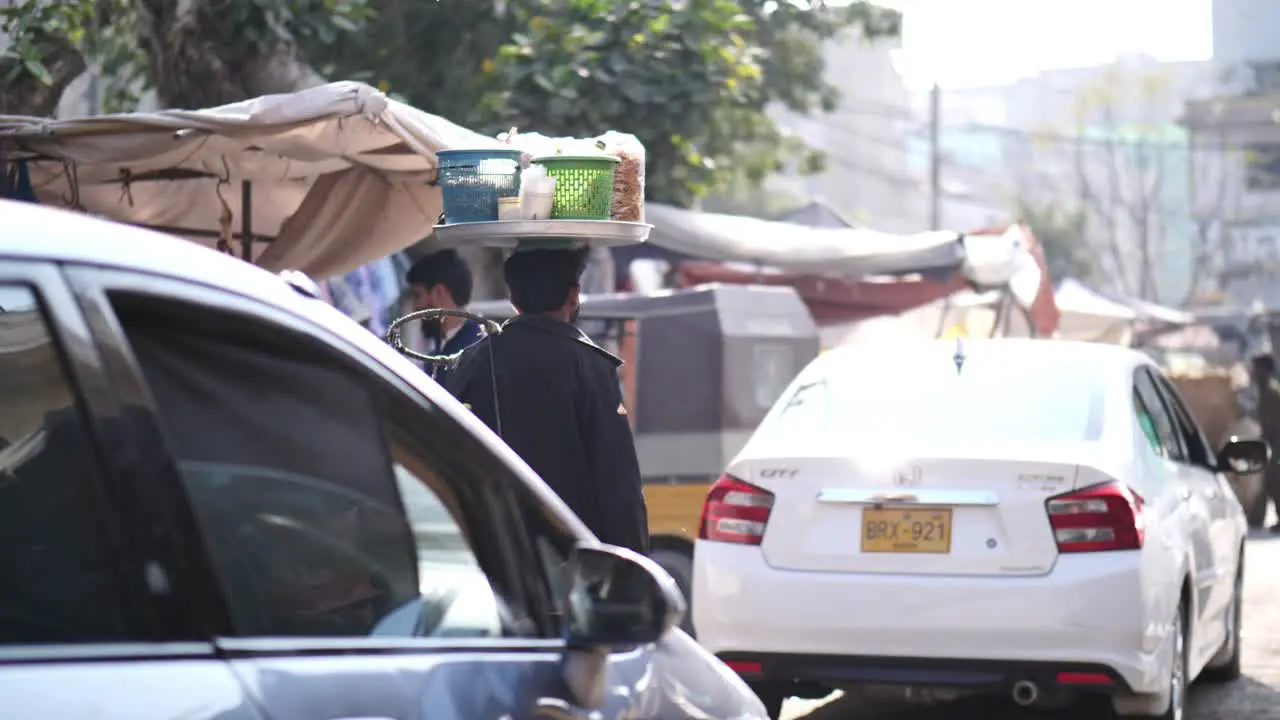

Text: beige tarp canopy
xmin=0 ymin=81 xmax=503 ymax=278
xmin=1053 ymin=278 xmax=1139 ymax=345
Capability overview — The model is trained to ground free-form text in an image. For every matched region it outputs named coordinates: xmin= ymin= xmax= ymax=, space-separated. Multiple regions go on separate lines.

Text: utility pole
xmin=84 ymin=6 xmax=101 ymax=115
xmin=928 ymin=82 xmax=941 ymax=230
xmin=86 ymin=72 xmax=100 ymax=116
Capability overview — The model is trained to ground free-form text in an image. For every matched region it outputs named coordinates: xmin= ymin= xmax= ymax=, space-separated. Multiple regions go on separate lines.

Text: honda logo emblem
xmin=894 ymin=466 xmax=922 ymax=487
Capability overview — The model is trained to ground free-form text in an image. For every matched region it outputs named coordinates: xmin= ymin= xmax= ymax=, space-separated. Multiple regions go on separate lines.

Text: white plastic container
xmin=518 ymin=165 xmax=557 ymax=220
xmin=523 ymin=191 xmax=554 ymax=220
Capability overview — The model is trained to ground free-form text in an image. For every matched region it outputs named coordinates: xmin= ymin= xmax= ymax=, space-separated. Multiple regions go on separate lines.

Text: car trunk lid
xmin=746 ymin=443 xmax=1113 ymax=577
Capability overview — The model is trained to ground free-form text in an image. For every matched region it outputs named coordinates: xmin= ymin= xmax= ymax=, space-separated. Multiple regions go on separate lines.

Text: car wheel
xmin=1203 ymin=560 xmax=1244 ymax=683
xmin=1113 ymin=601 xmax=1186 ymax=719
xmin=749 ymin=683 xmax=787 ymax=719
xmin=649 ymin=548 xmax=695 ymax=636
xmin=1158 ymin=605 xmax=1188 ymax=720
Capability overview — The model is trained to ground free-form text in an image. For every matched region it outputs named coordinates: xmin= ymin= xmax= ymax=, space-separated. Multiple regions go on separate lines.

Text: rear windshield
xmin=765 ymin=354 xmax=1106 ymax=444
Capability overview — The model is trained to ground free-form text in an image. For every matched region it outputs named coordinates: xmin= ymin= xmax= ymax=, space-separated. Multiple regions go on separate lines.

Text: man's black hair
xmin=503 ymin=248 xmax=589 ymax=314
xmin=1253 ymin=353 xmax=1275 ymax=373
xmin=406 ymin=249 xmax=473 ymax=305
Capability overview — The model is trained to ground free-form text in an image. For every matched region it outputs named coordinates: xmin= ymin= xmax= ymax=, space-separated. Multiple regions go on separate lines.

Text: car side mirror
xmin=558 ymin=544 xmax=686 ymax=708
xmin=565 ymin=544 xmax=685 ymax=647
xmin=1218 ymin=436 xmax=1271 ymax=475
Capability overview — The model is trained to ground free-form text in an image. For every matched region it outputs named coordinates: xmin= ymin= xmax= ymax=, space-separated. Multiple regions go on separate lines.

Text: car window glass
xmin=1152 ymin=374 xmax=1216 ymax=469
xmin=112 ymin=296 xmax=514 ymax=639
xmin=383 ymin=387 xmax=579 ymax=635
xmin=0 ymin=284 xmax=137 ymax=644
xmin=386 ymin=448 xmax=508 ymax=639
xmin=767 ymin=357 xmax=1105 ymax=444
xmin=1133 ymin=390 xmax=1164 ymax=455
xmin=378 ymin=388 xmax=558 ymax=638
xmin=1133 ymin=370 xmax=1186 ymax=461
xmin=500 ymin=486 xmax=578 ymax=631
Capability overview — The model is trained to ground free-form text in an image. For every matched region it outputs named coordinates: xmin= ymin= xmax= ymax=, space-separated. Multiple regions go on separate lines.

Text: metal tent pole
xmin=240 ymin=180 xmax=253 ymax=261
xmin=990 ymin=290 xmax=1009 ymax=338
xmin=935 ymin=294 xmax=953 ymax=338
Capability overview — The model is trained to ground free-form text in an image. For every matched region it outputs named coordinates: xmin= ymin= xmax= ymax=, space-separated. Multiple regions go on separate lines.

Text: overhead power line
xmin=787 ymin=116 xmax=1098 ymax=197
xmin=818 ymin=97 xmax=1260 ymax=152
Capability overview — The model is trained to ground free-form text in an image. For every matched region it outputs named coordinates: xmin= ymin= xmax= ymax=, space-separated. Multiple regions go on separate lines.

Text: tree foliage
xmin=1 ymin=0 xmax=371 ymax=112
xmin=301 ymin=0 xmax=900 ymax=206
xmin=4 ymin=0 xmax=899 ymax=209
xmin=481 ymin=0 xmax=900 ymax=205
xmin=699 ymin=177 xmax=809 ymax=220
xmin=300 ymin=1 xmax=512 ymax=128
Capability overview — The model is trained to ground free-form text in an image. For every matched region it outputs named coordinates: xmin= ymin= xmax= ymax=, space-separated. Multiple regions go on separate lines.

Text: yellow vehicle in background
xmin=471 ymin=283 xmax=820 ymax=632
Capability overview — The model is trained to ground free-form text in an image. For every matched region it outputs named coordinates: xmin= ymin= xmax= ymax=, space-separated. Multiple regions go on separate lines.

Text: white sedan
xmin=692 ymin=339 xmax=1266 ymax=719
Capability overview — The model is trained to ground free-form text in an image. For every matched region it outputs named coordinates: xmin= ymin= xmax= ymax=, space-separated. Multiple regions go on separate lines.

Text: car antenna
xmin=953 ymin=337 xmax=966 ymax=375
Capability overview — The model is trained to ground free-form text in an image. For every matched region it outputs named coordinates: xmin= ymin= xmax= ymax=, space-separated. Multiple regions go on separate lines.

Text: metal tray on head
xmin=431 ymin=219 xmax=651 ymax=251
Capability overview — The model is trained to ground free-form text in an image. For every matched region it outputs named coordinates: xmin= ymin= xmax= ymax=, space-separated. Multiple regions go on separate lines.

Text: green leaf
xmin=331 ymin=15 xmax=359 ymax=32
xmin=23 ymin=58 xmax=53 ymax=85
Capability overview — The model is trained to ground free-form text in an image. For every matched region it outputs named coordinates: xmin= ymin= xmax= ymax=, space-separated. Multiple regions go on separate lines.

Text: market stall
xmin=672 ymin=223 xmax=1059 ymax=338
xmin=0 ymin=81 xmax=504 ymax=279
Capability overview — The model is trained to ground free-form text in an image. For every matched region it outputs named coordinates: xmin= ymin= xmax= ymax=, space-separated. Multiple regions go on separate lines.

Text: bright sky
xmin=880 ymin=0 xmax=1214 ymax=89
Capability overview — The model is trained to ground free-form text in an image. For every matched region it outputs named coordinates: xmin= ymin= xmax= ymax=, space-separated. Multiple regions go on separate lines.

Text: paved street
xmin=782 ymin=532 xmax=1280 ymax=719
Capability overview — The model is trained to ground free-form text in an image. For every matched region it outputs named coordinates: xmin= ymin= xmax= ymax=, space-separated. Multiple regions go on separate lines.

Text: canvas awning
xmin=1055 ymin=278 xmax=1138 ymax=321
xmin=1053 ymin=278 xmax=1138 ymax=344
xmin=1128 ymin=297 xmax=1195 ymax=326
xmin=0 ymin=81 xmax=503 ymax=279
xmin=777 ymin=200 xmax=856 ymax=229
xmin=674 ymin=224 xmax=1059 ymax=336
xmin=646 ymin=202 xmax=967 ymax=277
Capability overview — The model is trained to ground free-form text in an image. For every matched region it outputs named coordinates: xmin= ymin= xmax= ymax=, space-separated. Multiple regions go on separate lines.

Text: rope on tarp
xmin=386 ymin=307 xmax=505 ymax=438
xmin=60 ymin=160 xmax=82 ymax=210
xmin=214 ymin=176 xmax=235 ymax=256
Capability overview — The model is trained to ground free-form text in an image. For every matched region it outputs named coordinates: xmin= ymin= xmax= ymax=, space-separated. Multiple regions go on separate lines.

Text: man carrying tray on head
xmin=444 ymin=247 xmax=649 ymax=555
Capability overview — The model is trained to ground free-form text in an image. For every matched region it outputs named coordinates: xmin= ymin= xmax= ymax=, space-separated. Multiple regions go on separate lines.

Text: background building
xmin=770 ymin=34 xmax=924 ymax=233
xmin=1183 ymin=0 xmax=1280 ymax=306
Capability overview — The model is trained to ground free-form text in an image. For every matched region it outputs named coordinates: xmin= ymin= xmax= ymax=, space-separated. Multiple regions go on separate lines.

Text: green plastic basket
xmin=533 ymin=155 xmax=619 ymax=220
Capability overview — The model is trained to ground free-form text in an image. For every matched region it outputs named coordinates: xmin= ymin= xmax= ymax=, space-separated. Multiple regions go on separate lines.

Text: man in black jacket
xmin=445 ymin=248 xmax=649 ymax=554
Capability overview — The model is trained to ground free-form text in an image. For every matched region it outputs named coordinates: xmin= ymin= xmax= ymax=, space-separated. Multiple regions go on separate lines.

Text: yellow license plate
xmin=860 ymin=507 xmax=953 ymax=554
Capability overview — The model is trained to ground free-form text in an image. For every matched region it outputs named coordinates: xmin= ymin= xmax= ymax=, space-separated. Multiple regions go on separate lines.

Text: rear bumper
xmin=692 ymin=541 xmax=1166 ymax=694
xmin=718 ymin=652 xmax=1133 ymax=695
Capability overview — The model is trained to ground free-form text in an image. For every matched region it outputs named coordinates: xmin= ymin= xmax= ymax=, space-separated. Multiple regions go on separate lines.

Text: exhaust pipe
xmin=1011 ymin=680 xmax=1039 ymax=707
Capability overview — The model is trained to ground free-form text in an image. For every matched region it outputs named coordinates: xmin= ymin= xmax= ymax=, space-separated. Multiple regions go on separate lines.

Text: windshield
xmin=765 ymin=353 xmax=1106 ymax=445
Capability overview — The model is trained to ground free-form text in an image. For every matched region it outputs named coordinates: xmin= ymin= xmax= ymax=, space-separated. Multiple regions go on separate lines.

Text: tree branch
xmin=1075 ymin=131 xmax=1132 ymax=295
xmin=0 ymin=31 xmax=86 ymax=116
xmin=133 ymin=0 xmax=325 ymax=108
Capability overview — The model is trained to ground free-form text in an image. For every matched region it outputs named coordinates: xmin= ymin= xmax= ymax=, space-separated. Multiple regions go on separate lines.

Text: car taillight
xmin=698 ymin=474 xmax=775 ymax=545
xmin=1045 ymin=481 xmax=1145 ymax=553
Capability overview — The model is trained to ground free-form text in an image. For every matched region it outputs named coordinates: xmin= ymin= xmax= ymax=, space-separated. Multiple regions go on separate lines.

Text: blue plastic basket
xmin=436 ymin=149 xmax=525 ymax=224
